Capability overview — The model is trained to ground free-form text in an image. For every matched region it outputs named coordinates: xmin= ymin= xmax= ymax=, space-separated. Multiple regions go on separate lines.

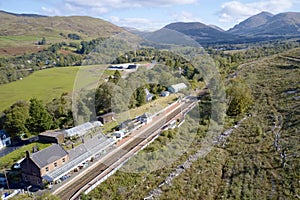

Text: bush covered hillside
xmin=80 ymin=47 xmax=300 ymax=200
xmin=0 ymin=11 xmax=124 ymax=56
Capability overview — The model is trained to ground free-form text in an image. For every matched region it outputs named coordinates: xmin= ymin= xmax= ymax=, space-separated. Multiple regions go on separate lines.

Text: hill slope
xmin=142 ymin=12 xmax=300 ymax=45
xmin=0 ymin=11 xmax=124 ymax=56
xmin=0 ymin=65 xmax=112 ymax=111
xmin=164 ymin=22 xmax=238 ymax=43
xmin=142 ymin=22 xmax=241 ymax=46
xmin=228 ymin=12 xmax=300 ymax=37
xmin=228 ymin=11 xmax=274 ymax=35
xmin=81 ymin=47 xmax=300 ymax=200
xmin=0 ymin=11 xmax=123 ymax=38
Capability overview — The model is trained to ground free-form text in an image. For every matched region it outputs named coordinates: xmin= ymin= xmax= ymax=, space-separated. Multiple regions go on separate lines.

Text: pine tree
xmin=136 ymin=87 xmax=146 ymax=106
xmin=4 ymin=101 xmax=29 ymax=139
xmin=26 ymin=98 xmax=53 ymax=134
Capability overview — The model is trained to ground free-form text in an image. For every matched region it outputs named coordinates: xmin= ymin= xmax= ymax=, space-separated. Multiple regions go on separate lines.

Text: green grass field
xmin=0 ymin=65 xmax=112 ymax=112
xmin=0 ymin=35 xmax=64 ymax=48
xmin=0 ymin=142 xmax=51 ymax=170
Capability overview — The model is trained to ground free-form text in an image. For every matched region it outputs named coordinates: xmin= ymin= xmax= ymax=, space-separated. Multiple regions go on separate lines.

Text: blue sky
xmin=0 ymin=0 xmax=299 ymax=30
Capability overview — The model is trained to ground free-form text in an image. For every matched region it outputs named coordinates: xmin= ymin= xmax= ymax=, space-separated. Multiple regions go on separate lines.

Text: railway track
xmin=56 ymin=101 xmax=193 ymax=200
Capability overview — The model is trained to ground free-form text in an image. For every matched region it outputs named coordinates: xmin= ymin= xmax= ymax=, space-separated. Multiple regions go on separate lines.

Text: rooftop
xmin=30 ymin=144 xmax=68 ymax=168
xmin=169 ymin=83 xmax=187 ymax=90
xmin=39 ymin=131 xmax=64 ymax=138
xmin=42 ymin=133 xmax=115 ymax=182
xmin=98 ymin=112 xmax=115 ymax=118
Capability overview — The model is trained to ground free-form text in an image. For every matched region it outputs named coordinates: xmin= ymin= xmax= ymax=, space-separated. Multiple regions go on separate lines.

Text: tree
xmin=67 ymin=33 xmax=81 ymax=40
xmin=108 ymin=70 xmax=122 ymax=84
xmin=38 ymin=37 xmax=46 ymax=45
xmin=26 ymin=98 xmax=53 ymax=134
xmin=4 ymin=101 xmax=29 ymax=139
xmin=46 ymin=92 xmax=73 ymax=128
xmin=136 ymin=86 xmax=146 ymax=106
xmin=226 ymin=78 xmax=253 ymax=116
xmin=95 ymin=82 xmax=114 ymax=114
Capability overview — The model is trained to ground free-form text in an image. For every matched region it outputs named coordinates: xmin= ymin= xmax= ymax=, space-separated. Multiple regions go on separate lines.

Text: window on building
xmin=62 ymin=158 xmax=65 ymax=163
xmin=45 ymin=167 xmax=49 ymax=172
xmin=54 ymin=162 xmax=57 ymax=168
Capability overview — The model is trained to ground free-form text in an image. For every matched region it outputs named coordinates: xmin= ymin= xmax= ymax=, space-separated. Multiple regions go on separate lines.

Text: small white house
xmin=161 ymin=91 xmax=170 ymax=97
xmin=0 ymin=130 xmax=11 ymax=150
xmin=145 ymin=88 xmax=153 ymax=102
xmin=168 ymin=83 xmax=187 ymax=93
xmin=113 ymin=131 xmax=125 ymax=139
xmin=137 ymin=113 xmax=152 ymax=124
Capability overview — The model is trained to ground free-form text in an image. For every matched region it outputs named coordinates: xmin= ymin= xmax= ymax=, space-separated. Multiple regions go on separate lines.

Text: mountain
xmin=141 ymin=28 xmax=199 ymax=47
xmin=0 ymin=10 xmax=47 ymax=18
xmin=250 ymin=12 xmax=300 ymax=36
xmin=0 ymin=11 xmax=124 ymax=56
xmin=208 ymin=25 xmax=225 ymax=32
xmin=228 ymin=11 xmax=274 ymax=35
xmin=228 ymin=12 xmax=300 ymax=37
xmin=0 ymin=11 xmax=123 ymax=38
xmin=143 ymin=22 xmax=241 ymax=45
xmin=155 ymin=12 xmax=300 ymax=45
xmin=122 ymin=27 xmax=151 ymax=38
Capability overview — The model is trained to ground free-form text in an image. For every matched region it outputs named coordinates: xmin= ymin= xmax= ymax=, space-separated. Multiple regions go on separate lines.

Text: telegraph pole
xmin=4 ymin=170 xmax=9 ymax=190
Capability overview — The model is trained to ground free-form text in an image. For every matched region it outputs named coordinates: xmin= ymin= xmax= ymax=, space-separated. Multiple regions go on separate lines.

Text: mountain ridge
xmin=137 ymin=11 xmax=300 ymax=45
xmin=228 ymin=11 xmax=274 ymax=35
xmin=0 ymin=11 xmax=126 ymax=56
xmin=1 ymin=10 xmax=300 ymax=53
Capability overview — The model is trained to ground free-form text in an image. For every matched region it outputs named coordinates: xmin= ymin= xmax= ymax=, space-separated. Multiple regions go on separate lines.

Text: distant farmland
xmin=0 ymin=65 xmax=111 ymax=112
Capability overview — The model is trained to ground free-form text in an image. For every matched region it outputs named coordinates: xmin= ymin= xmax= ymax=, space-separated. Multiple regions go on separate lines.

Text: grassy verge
xmin=115 ymin=94 xmax=181 ymax=123
xmin=0 ymin=142 xmax=51 ymax=170
xmin=101 ymin=121 xmax=119 ymax=134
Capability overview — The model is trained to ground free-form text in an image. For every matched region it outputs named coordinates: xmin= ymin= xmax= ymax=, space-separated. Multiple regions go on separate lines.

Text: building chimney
xmin=26 ymin=150 xmax=30 ymax=158
xmin=32 ymin=145 xmax=38 ymax=153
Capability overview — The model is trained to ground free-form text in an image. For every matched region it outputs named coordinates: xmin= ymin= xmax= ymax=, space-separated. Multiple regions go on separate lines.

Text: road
xmin=54 ymin=98 xmax=197 ymax=200
xmin=0 ymin=136 xmax=38 ymax=158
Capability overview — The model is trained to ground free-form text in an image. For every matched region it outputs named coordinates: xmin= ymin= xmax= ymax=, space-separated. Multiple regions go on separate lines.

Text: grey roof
xmin=64 ymin=121 xmax=103 ymax=137
xmin=68 ymin=144 xmax=88 ymax=160
xmin=98 ymin=112 xmax=115 ymax=118
xmin=169 ymin=83 xmax=187 ymax=91
xmin=30 ymin=144 xmax=68 ymax=168
xmin=39 ymin=131 xmax=64 ymax=138
xmin=42 ymin=133 xmax=115 ymax=182
xmin=141 ymin=112 xmax=151 ymax=119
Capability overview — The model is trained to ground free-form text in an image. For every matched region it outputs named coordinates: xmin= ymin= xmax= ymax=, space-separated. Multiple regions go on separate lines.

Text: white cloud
xmin=110 ymin=16 xmax=162 ymax=30
xmin=41 ymin=6 xmax=61 ymax=16
xmin=218 ymin=0 xmax=294 ymax=23
xmin=64 ymin=0 xmax=198 ymax=11
xmin=172 ymin=11 xmax=202 ymax=22
xmin=41 ymin=0 xmax=198 ymax=18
